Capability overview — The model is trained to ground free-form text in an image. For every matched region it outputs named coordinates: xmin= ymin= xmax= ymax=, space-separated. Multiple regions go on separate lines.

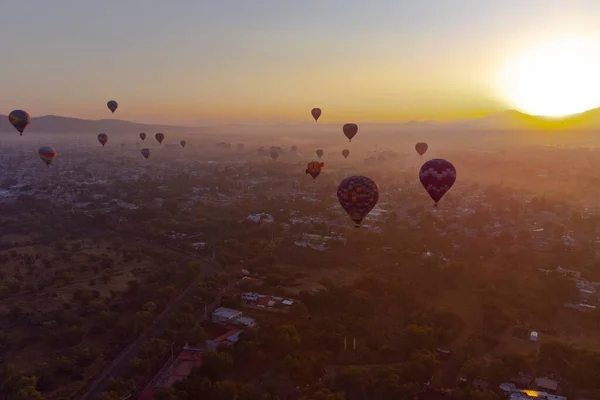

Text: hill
xmin=0 ymin=114 xmax=201 ymax=134
xmin=3 ymin=107 xmax=600 ymax=136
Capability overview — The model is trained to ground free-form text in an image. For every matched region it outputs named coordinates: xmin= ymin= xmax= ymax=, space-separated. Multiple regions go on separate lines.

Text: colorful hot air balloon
xmin=139 ymin=132 xmax=147 ymax=141
xmin=98 ymin=133 xmax=108 ymax=147
xmin=155 ymin=133 xmax=165 ymax=144
xmin=337 ymin=176 xmax=380 ymax=227
xmin=38 ymin=146 xmax=57 ymax=166
xmin=415 ymin=142 xmax=428 ymax=156
xmin=419 ymin=159 xmax=456 ymax=207
xmin=8 ymin=110 xmax=31 ymax=136
xmin=141 ymin=148 xmax=151 ymax=160
xmin=342 ymin=149 xmax=350 ymax=159
xmin=180 ymin=140 xmax=187 ymax=148
xmin=270 ymin=151 xmax=279 ymax=161
xmin=107 ymin=100 xmax=118 ymax=114
xmin=311 ymin=108 xmax=322 ymax=122
xmin=316 ymin=149 xmax=324 ymax=159
xmin=305 ymin=161 xmax=324 ymax=180
xmin=343 ymin=123 xmax=358 ymax=142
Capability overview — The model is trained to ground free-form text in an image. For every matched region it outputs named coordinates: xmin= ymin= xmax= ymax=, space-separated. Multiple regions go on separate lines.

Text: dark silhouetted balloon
xmin=316 ymin=149 xmax=324 ymax=159
xmin=155 ymin=133 xmax=165 ymax=144
xmin=180 ymin=140 xmax=187 ymax=148
xmin=343 ymin=123 xmax=358 ymax=142
xmin=9 ymin=110 xmax=30 ymax=135
xmin=305 ymin=161 xmax=324 ymax=180
xmin=337 ymin=175 xmax=379 ymax=227
xmin=415 ymin=142 xmax=428 ymax=156
xmin=139 ymin=132 xmax=147 ymax=141
xmin=107 ymin=100 xmax=118 ymax=114
xmin=98 ymin=133 xmax=108 ymax=147
xmin=141 ymin=148 xmax=151 ymax=160
xmin=270 ymin=151 xmax=279 ymax=161
xmin=342 ymin=149 xmax=350 ymax=158
xmin=419 ymin=158 xmax=456 ymax=207
xmin=311 ymin=108 xmax=322 ymax=122
xmin=38 ymin=146 xmax=57 ymax=166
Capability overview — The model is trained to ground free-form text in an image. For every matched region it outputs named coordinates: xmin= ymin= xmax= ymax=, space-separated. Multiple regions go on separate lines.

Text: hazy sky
xmin=1 ymin=0 xmax=600 ymax=125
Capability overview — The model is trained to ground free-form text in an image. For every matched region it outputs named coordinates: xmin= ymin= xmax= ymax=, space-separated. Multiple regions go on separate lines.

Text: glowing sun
xmin=497 ymin=37 xmax=600 ymax=117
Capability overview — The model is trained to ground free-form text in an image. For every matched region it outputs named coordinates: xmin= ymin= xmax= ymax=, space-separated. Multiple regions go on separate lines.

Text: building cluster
xmin=240 ymin=292 xmax=296 ymax=312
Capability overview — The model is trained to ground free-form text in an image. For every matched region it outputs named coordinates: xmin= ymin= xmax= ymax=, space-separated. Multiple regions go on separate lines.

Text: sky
xmin=2 ymin=0 xmax=600 ymax=125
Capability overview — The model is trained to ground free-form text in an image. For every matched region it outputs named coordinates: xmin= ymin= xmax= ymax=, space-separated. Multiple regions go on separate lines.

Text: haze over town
xmin=2 ymin=2 xmax=600 ymax=400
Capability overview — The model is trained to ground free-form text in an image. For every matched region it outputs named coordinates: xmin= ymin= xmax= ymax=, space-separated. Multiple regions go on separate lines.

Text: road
xmin=81 ymin=259 xmax=222 ymax=400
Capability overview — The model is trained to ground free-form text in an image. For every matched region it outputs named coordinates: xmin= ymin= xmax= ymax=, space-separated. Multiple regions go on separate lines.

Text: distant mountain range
xmin=0 ymin=115 xmax=198 ymax=134
xmin=3 ymin=108 xmax=600 ymax=134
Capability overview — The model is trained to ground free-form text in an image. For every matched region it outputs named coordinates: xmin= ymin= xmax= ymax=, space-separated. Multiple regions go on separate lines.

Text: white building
xmin=212 ymin=307 xmax=242 ymax=324
xmin=212 ymin=307 xmax=258 ymax=327
xmin=530 ymin=331 xmax=538 ymax=342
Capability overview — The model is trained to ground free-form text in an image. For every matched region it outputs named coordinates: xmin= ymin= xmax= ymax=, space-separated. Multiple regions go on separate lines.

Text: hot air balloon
xmin=342 ymin=149 xmax=350 ymax=159
xmin=337 ymin=176 xmax=379 ymax=227
xmin=311 ymin=108 xmax=322 ymax=122
xmin=415 ymin=142 xmax=428 ymax=156
xmin=107 ymin=100 xmax=118 ymax=114
xmin=180 ymin=140 xmax=187 ymax=148
xmin=98 ymin=133 xmax=108 ymax=147
xmin=141 ymin=148 xmax=151 ymax=160
xmin=155 ymin=133 xmax=164 ymax=144
xmin=270 ymin=151 xmax=279 ymax=161
xmin=139 ymin=132 xmax=147 ymax=141
xmin=316 ymin=149 xmax=324 ymax=159
xmin=419 ymin=159 xmax=456 ymax=207
xmin=343 ymin=123 xmax=358 ymax=142
xmin=38 ymin=146 xmax=57 ymax=166
xmin=8 ymin=110 xmax=30 ymax=136
xmin=305 ymin=161 xmax=324 ymax=180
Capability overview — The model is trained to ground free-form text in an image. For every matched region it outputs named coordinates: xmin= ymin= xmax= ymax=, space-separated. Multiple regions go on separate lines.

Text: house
xmin=211 ymin=307 xmax=258 ymax=328
xmin=535 ymin=377 xmax=559 ymax=393
xmin=212 ymin=307 xmax=242 ymax=324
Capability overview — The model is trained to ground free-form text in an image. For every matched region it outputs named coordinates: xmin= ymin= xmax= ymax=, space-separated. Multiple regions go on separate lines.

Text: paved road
xmin=81 ymin=260 xmax=221 ymax=400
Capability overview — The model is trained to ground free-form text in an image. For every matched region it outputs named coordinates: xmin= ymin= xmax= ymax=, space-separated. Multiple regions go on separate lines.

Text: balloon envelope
xmin=419 ymin=159 xmax=456 ymax=206
xmin=342 ymin=149 xmax=350 ymax=159
xmin=306 ymin=161 xmax=323 ymax=179
xmin=107 ymin=100 xmax=118 ymax=114
xmin=415 ymin=142 xmax=428 ymax=156
xmin=38 ymin=146 xmax=57 ymax=166
xmin=343 ymin=123 xmax=358 ymax=142
xmin=316 ymin=149 xmax=324 ymax=159
xmin=337 ymin=176 xmax=379 ymax=226
xmin=270 ymin=151 xmax=279 ymax=160
xmin=141 ymin=148 xmax=151 ymax=159
xmin=311 ymin=108 xmax=322 ymax=121
xmin=9 ymin=110 xmax=31 ymax=135
xmin=98 ymin=133 xmax=108 ymax=147
xmin=155 ymin=133 xmax=165 ymax=144
xmin=180 ymin=140 xmax=187 ymax=148
xmin=139 ymin=132 xmax=147 ymax=141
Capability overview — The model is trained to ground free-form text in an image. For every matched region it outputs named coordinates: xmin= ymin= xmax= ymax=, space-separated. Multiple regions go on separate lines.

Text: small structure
xmin=212 ymin=307 xmax=242 ymax=324
xmin=530 ymin=331 xmax=538 ymax=342
xmin=535 ymin=377 xmax=559 ymax=393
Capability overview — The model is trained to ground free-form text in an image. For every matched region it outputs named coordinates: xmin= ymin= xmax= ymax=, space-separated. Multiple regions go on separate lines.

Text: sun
xmin=496 ymin=37 xmax=600 ymax=117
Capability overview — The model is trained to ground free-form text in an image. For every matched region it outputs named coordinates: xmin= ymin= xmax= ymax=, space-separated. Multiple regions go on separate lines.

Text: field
xmin=0 ymin=231 xmax=185 ymax=399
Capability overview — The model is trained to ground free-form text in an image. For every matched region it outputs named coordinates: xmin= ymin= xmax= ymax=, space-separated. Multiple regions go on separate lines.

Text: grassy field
xmin=0 ymin=234 xmax=175 ymax=399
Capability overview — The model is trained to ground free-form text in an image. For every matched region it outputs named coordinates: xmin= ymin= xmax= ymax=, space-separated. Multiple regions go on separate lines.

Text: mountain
xmin=2 ymin=108 xmax=600 ymax=135
xmin=446 ymin=108 xmax=600 ymax=131
xmin=0 ymin=115 xmax=201 ymax=134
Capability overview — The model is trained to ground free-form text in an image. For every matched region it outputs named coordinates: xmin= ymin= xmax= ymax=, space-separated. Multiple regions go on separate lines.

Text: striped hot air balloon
xmin=337 ymin=175 xmax=379 ymax=227
xmin=419 ymin=158 xmax=456 ymax=207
